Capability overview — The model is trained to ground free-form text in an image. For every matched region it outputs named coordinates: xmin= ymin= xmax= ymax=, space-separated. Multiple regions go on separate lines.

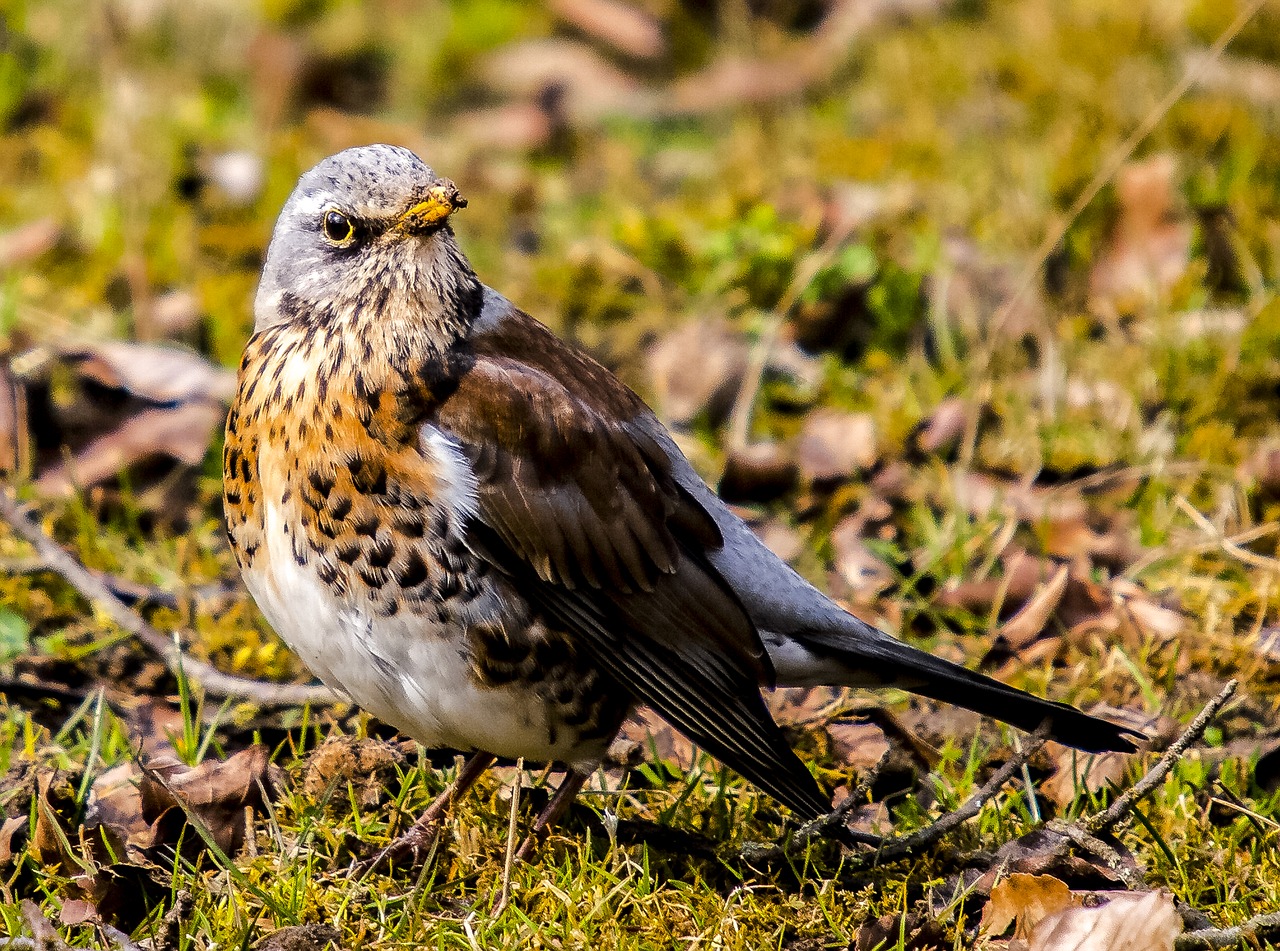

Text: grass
xmin=4 ymin=0 xmax=1280 ymax=946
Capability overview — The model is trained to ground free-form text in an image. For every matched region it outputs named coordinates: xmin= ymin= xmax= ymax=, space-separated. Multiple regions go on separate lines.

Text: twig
xmin=0 ymin=556 xmax=235 ymax=610
xmin=494 ymin=757 xmax=524 ymax=915
xmin=97 ymin=924 xmax=144 ymax=951
xmin=0 ymin=490 xmax=337 ymax=707
xmin=18 ymin=900 xmax=65 ymax=951
xmin=1177 ymin=912 xmax=1280 ymax=950
xmin=855 ymin=721 xmax=1052 ymax=868
xmin=1084 ymin=680 xmax=1237 ymax=836
xmin=740 ymin=750 xmax=888 ymax=864
xmin=1044 ymin=819 xmax=1145 ymax=890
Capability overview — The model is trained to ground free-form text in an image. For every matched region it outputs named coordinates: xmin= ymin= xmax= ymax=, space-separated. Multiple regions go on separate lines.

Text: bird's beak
xmin=398 ymin=180 xmax=467 ymax=234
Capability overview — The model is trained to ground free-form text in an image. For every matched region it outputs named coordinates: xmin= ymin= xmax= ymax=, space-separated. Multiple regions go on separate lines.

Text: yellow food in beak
xmin=398 ymin=180 xmax=467 ymax=233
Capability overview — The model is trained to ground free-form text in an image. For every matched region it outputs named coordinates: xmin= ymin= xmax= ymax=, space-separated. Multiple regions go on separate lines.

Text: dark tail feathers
xmin=795 ymin=622 xmax=1143 ymax=754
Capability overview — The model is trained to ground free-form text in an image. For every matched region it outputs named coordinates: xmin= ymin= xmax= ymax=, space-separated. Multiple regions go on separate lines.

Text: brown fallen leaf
xmin=1113 ymin=581 xmax=1187 ymax=643
xmin=254 ymin=923 xmax=343 ymax=951
xmin=610 ymin=706 xmax=697 ymax=772
xmin=1027 ymin=891 xmax=1181 ymax=951
xmin=645 ymin=319 xmax=747 ymax=426
xmin=61 ymin=341 xmax=236 ymax=405
xmin=137 ymin=746 xmax=280 ymax=859
xmin=0 ymin=217 xmax=62 ymax=269
xmin=913 ymin=397 xmax=974 ymax=457
xmin=451 ymin=99 xmax=564 ymax=153
xmin=719 ymin=441 xmax=799 ymax=504
xmin=482 ymin=39 xmax=655 ymax=123
xmin=981 ymin=872 xmax=1080 ymax=940
xmin=1089 ymin=155 xmax=1192 ymax=317
xmin=994 ymin=564 xmax=1069 ymax=652
xmin=855 ymin=912 xmax=947 ymax=951
xmin=36 ymin=400 xmax=227 ymax=496
xmin=0 ymin=355 xmax=28 ymax=476
xmin=548 ymin=0 xmax=666 ymax=60
xmin=796 ymin=410 xmax=877 ymax=485
xmin=31 ymin=770 xmax=82 ymax=873
xmin=826 ymin=720 xmax=891 ymax=772
xmin=0 ymin=814 xmax=28 ymax=866
xmin=830 ymin=519 xmax=895 ymax=603
xmin=1041 ymin=707 xmax=1157 ymax=810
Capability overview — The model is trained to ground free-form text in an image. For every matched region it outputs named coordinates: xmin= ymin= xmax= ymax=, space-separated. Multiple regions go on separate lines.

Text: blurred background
xmin=4 ymin=0 xmax=1280 ymax=705
xmin=4 ymin=0 xmax=1280 ymax=940
xmin=3 ymin=0 xmax=1280 ymax=712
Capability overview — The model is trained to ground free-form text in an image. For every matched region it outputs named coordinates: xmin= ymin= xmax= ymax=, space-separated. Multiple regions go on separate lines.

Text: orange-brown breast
xmin=223 ymin=321 xmax=463 ymax=620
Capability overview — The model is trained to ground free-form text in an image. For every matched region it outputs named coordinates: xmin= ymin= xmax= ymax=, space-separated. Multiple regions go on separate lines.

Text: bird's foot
xmin=352 ymin=816 xmax=444 ymax=879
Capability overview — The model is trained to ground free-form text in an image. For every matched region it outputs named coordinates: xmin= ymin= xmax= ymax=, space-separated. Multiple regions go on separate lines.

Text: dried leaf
xmin=796 ymin=410 xmax=877 ymax=484
xmin=855 ymin=912 xmax=947 ymax=951
xmin=719 ymin=441 xmax=799 ymax=504
xmin=1041 ymin=708 xmax=1155 ymax=809
xmin=827 ymin=720 xmax=890 ymax=771
xmin=1089 ymin=155 xmax=1192 ymax=315
xmin=548 ymin=0 xmax=666 ymax=60
xmin=0 ymin=356 xmax=29 ymax=476
xmin=0 ymin=217 xmax=62 ymax=269
xmin=58 ymin=899 xmax=97 ymax=926
xmin=62 ymin=341 xmax=236 ymax=405
xmin=0 ymin=814 xmax=27 ymax=866
xmin=611 ymin=706 xmax=697 ymax=771
xmin=303 ymin=737 xmax=407 ymax=810
xmin=914 ymin=397 xmax=973 ymax=456
xmin=995 ymin=565 xmax=1069 ymax=651
xmin=31 ymin=770 xmax=81 ymax=872
xmin=254 ymin=923 xmax=343 ymax=951
xmin=1027 ymin=891 xmax=1180 ymax=951
xmin=981 ymin=873 xmax=1079 ymax=939
xmin=830 ymin=518 xmax=894 ymax=601
xmin=136 ymin=746 xmax=280 ymax=858
xmin=483 ymin=39 xmax=653 ymax=123
xmin=35 ymin=400 xmax=227 ymax=495
xmin=452 ymin=101 xmax=562 ymax=152
xmin=646 ymin=320 xmax=747 ymax=425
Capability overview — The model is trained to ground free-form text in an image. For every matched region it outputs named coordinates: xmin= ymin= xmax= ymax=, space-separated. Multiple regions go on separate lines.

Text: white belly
xmin=247 ymin=500 xmax=589 ymax=765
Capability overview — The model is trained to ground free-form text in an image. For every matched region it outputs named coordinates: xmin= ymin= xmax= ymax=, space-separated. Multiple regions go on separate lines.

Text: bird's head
xmin=254 ymin=145 xmax=482 ymax=342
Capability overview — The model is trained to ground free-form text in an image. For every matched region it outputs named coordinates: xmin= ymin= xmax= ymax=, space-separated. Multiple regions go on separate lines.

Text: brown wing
xmin=434 ymin=309 xmax=830 ymax=819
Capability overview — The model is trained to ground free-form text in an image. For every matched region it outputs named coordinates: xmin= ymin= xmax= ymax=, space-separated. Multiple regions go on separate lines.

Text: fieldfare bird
xmin=224 ymin=145 xmax=1139 ymax=870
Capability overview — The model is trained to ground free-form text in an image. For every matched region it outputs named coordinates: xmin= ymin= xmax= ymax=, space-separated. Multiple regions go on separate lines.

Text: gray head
xmin=254 ymin=145 xmax=481 ymax=338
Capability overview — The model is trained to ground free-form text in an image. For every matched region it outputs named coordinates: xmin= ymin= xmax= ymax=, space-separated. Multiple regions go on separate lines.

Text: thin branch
xmin=1084 ymin=680 xmax=1237 ymax=836
xmin=1044 ymin=819 xmax=1145 ymax=890
xmin=857 ymin=721 xmax=1052 ymax=868
xmin=0 ymin=490 xmax=337 ymax=707
xmin=1177 ymin=912 xmax=1280 ymax=950
xmin=493 ymin=757 xmax=524 ymax=915
xmin=740 ymin=749 xmax=888 ymax=864
xmin=0 ymin=556 xmax=236 ymax=610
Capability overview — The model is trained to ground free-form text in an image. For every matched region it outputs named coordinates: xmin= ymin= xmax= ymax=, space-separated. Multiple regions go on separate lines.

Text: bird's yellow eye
xmin=322 ymin=210 xmax=355 ymax=244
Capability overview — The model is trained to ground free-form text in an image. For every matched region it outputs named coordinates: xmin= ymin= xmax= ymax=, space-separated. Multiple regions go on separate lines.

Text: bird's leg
xmin=513 ymin=769 xmax=588 ymax=862
xmin=356 ymin=750 xmax=497 ymax=878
